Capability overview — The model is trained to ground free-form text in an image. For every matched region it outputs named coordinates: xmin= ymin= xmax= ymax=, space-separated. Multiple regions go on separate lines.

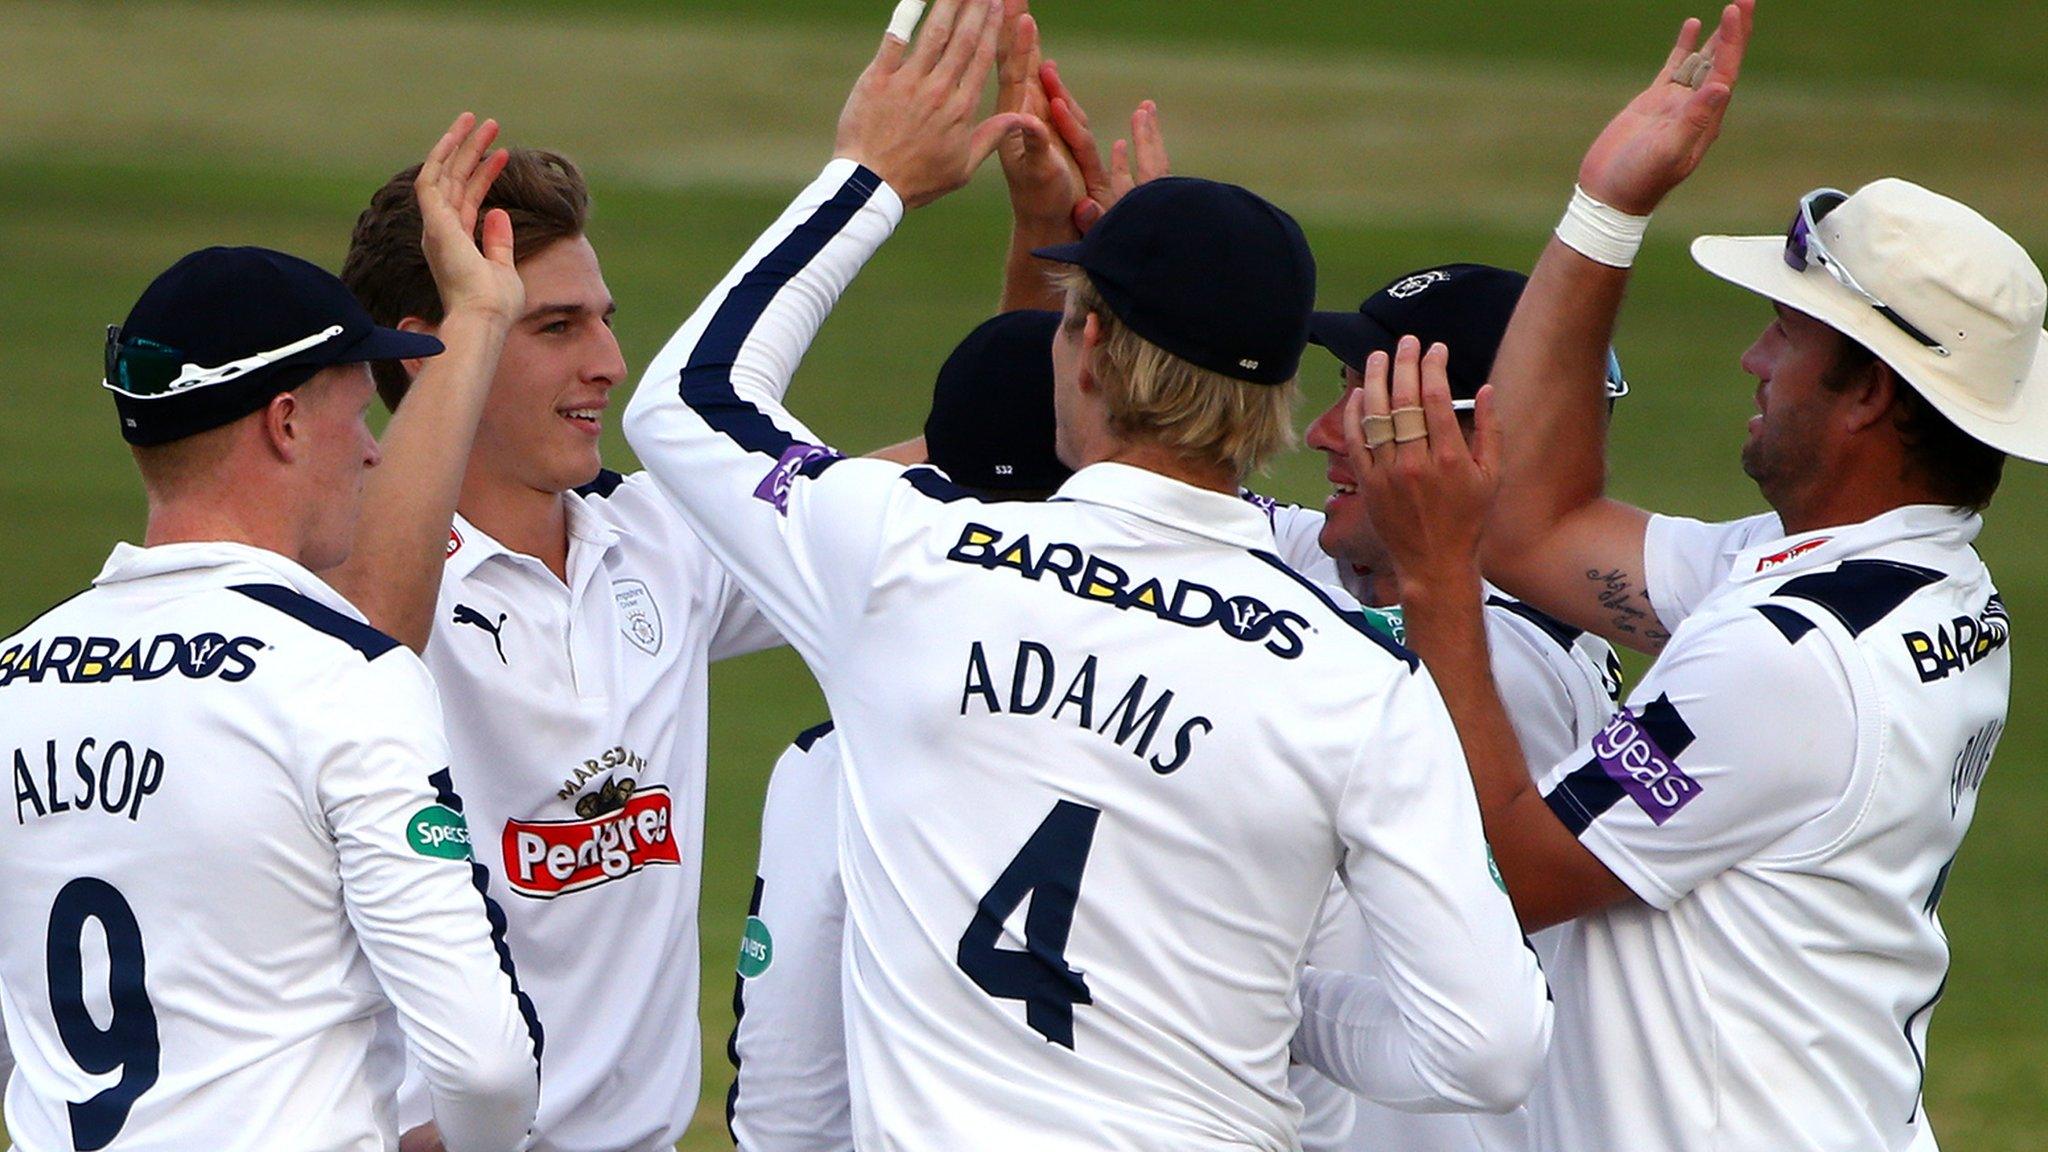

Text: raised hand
xmin=415 ymin=112 xmax=521 ymax=324
xmin=1041 ymin=61 xmax=1170 ymax=232
xmin=1576 ymin=0 xmax=1755 ymax=215
xmin=1345 ymin=337 xmax=1502 ymax=595
xmin=834 ymin=0 xmax=1039 ymax=210
xmin=995 ymin=1 xmax=1085 ymax=231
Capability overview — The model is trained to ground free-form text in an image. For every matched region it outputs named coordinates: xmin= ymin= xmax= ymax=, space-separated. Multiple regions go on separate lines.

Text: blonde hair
xmin=1055 ymin=267 xmax=1297 ymax=479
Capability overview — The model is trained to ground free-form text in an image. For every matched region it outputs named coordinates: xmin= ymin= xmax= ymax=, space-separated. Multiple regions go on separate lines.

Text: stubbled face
xmin=1738 ymin=304 xmax=1850 ymax=509
xmin=472 ymin=236 xmax=625 ymax=497
xmin=1302 ymin=363 xmax=1397 ymax=603
xmin=295 ymin=363 xmax=383 ymax=571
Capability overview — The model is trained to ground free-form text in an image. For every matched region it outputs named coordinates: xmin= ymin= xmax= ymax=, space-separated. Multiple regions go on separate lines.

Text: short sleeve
xmin=1532 ymin=605 xmax=1856 ymax=909
xmin=1642 ymin=511 xmax=1783 ymax=632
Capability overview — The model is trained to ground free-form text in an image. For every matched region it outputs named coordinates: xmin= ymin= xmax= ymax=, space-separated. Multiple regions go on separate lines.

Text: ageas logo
xmin=503 ymin=774 xmax=680 ymax=899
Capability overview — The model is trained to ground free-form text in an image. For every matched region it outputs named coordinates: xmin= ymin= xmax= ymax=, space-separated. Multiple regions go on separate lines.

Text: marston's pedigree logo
xmin=1 ymin=633 xmax=262 ymax=689
xmin=1755 ymin=536 xmax=1831 ymax=573
xmin=945 ymin=524 xmax=1311 ymax=659
xmin=504 ymin=779 xmax=680 ymax=899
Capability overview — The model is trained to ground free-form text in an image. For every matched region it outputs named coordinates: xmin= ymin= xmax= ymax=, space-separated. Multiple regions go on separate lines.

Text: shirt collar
xmin=1727 ymin=504 xmax=1981 ymax=585
xmin=94 ymin=540 xmax=365 ymax=620
xmin=1053 ymin=463 xmax=1273 ymax=551
xmin=445 ymin=493 xmax=624 ymax=583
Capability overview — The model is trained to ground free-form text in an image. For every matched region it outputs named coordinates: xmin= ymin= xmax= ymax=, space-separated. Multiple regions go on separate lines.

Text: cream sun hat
xmin=1692 ymin=178 xmax=2048 ymax=462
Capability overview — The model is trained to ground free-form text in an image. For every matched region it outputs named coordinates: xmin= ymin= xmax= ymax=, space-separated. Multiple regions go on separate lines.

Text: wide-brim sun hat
xmin=1691 ymin=178 xmax=2048 ymax=463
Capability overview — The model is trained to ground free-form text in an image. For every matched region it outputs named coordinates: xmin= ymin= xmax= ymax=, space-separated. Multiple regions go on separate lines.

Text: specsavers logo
xmin=408 ymin=804 xmax=473 ymax=860
xmin=504 ymin=783 xmax=680 ymax=899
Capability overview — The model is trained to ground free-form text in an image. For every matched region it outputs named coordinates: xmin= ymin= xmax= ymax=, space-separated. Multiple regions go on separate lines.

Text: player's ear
xmin=396 ymin=316 xmax=441 ymax=383
xmin=261 ymin=390 xmax=303 ymax=464
xmin=1841 ymin=356 xmax=1899 ymax=436
xmin=1076 ymin=312 xmax=1104 ymax=394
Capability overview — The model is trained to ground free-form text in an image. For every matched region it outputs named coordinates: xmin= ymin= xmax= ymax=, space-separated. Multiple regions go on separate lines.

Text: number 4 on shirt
xmin=956 ymin=800 xmax=1101 ymax=1049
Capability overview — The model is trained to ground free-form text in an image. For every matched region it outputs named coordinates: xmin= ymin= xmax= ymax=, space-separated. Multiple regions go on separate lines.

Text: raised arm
xmin=325 ymin=114 xmax=522 ymax=652
xmin=1350 ymin=340 xmax=1630 ymax=930
xmin=623 ymin=0 xmax=1032 ymax=661
xmin=1481 ymin=2 xmax=1754 ymax=655
xmin=994 ymin=1 xmax=1085 ymax=312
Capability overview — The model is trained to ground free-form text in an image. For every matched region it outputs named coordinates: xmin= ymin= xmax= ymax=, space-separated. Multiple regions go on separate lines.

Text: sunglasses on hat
xmin=1440 ymin=349 xmax=1630 ymax=413
xmin=1783 ymin=188 xmax=1949 ymax=357
xmin=102 ymin=323 xmax=346 ymax=400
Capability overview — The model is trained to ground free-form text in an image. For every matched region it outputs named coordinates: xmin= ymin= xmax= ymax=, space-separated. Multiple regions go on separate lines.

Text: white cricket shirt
xmin=725 ymin=722 xmax=852 ymax=1152
xmin=624 ymin=159 xmax=1551 ymax=1152
xmin=394 ymin=471 xmax=777 ymax=1152
xmin=0 ymin=542 xmax=538 ymax=1152
xmin=1528 ymin=504 xmax=2003 ymax=1152
xmin=1263 ymin=500 xmax=1622 ymax=1152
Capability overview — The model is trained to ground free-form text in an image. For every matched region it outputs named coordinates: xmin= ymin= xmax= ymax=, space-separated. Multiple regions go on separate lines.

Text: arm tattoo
xmin=1587 ymin=568 xmax=1670 ymax=648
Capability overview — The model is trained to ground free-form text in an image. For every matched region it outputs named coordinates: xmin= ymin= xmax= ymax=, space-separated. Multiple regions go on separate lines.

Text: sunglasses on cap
xmin=1783 ymin=189 xmax=1949 ymax=357
xmin=1443 ymin=348 xmax=1630 ymax=413
xmin=102 ymin=324 xmax=346 ymax=400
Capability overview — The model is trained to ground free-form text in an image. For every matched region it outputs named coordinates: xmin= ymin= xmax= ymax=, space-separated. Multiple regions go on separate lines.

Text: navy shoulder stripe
xmin=1773 ymin=558 xmax=1944 ymax=638
xmin=793 ymin=718 xmax=837 ymax=752
xmin=1247 ymin=549 xmax=1419 ymax=671
xmin=679 ymin=167 xmax=883 ymax=461
xmin=1755 ymin=602 xmax=1817 ymax=644
xmin=903 ymin=466 xmax=980 ymax=505
xmin=428 ymin=768 xmax=545 ymax=1067
xmin=1485 ymin=594 xmax=1583 ymax=652
xmin=230 ymin=583 xmax=398 ymax=660
xmin=575 ymin=468 xmax=626 ymax=499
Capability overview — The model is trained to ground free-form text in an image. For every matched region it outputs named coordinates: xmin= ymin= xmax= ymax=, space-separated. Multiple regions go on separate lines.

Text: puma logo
xmin=452 ymin=604 xmax=508 ymax=664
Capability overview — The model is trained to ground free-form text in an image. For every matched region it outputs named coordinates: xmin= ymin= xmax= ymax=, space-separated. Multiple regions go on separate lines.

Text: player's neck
xmin=1096 ymin=441 xmax=1238 ymax=495
xmin=457 ymin=473 xmax=572 ymax=584
xmin=1769 ymin=456 xmax=1941 ymax=537
xmin=143 ymin=500 xmax=307 ymax=568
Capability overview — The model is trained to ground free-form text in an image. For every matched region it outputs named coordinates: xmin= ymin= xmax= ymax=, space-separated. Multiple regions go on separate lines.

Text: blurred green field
xmin=3 ymin=1 xmax=2046 ymax=1149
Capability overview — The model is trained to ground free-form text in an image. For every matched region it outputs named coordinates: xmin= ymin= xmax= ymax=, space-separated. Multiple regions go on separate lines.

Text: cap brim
xmin=1692 ymin=234 xmax=2048 ymax=463
xmin=1031 ymin=241 xmax=1087 ymax=265
xmin=1307 ymin=310 xmax=1395 ymax=373
xmin=344 ymin=325 xmax=445 ymax=363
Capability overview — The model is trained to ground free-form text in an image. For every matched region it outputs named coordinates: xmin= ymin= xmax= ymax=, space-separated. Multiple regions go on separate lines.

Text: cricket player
xmin=624 ymin=1 xmax=1550 ymax=1147
xmin=334 ymin=116 xmax=781 ymax=1151
xmin=1331 ymin=4 xmax=2044 ymax=1149
xmin=726 ymin=309 xmax=1072 ymax=1152
xmin=0 ymin=146 xmax=540 ymax=1152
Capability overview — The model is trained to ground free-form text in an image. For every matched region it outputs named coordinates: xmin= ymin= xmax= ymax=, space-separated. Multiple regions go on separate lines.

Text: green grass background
xmin=3 ymin=1 xmax=2046 ymax=1148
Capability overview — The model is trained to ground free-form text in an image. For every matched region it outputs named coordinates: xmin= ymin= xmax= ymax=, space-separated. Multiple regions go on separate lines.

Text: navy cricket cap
xmin=1310 ymin=263 xmax=1631 ymax=406
xmin=924 ymin=310 xmax=1073 ymax=494
xmin=1033 ymin=177 xmax=1316 ymax=385
xmin=104 ymin=246 xmax=445 ymax=446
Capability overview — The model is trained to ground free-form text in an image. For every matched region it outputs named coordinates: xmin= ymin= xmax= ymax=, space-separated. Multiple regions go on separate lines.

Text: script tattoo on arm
xmin=1587 ymin=567 xmax=1670 ymax=651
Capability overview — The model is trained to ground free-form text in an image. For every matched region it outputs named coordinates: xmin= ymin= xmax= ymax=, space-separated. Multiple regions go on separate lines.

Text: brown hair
xmin=1828 ymin=335 xmax=2006 ymax=512
xmin=340 ymin=148 xmax=592 ymax=410
xmin=1054 ymin=268 xmax=1297 ymax=479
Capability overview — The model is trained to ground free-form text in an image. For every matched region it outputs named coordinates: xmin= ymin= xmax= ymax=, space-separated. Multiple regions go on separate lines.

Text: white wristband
xmin=1554 ymin=184 xmax=1651 ymax=268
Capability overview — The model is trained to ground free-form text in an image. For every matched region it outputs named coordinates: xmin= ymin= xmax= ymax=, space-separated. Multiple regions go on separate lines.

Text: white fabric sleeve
xmin=707 ymin=574 xmax=786 ymax=663
xmin=729 ymin=729 xmax=854 ymax=1152
xmin=623 ymin=160 xmax=913 ymax=670
xmin=1290 ymin=879 xmax=1364 ymax=1152
xmin=311 ymin=651 xmax=540 ymax=1152
xmin=0 ymin=990 xmax=13 ymax=1098
xmin=1641 ymin=511 xmax=1783 ymax=633
xmin=1532 ymin=605 xmax=1856 ymax=909
xmin=1305 ymin=666 xmax=1552 ymax=1112
xmin=1484 ymin=607 xmax=1600 ymax=775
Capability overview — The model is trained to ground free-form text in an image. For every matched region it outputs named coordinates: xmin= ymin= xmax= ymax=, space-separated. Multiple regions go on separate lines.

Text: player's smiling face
xmin=475 ymin=235 xmax=625 ymax=496
xmin=1303 ymin=365 xmax=1396 ymax=596
xmin=1738 ymin=304 xmax=1852 ymax=509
